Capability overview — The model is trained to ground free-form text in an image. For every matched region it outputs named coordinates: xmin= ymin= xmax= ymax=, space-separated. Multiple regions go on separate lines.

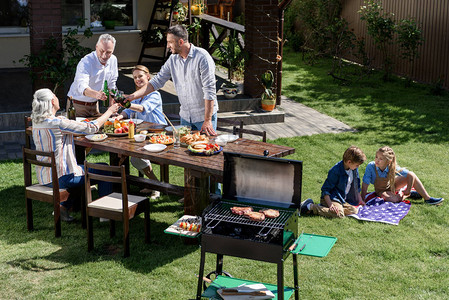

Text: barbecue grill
xmin=196 ymin=152 xmax=302 ymax=300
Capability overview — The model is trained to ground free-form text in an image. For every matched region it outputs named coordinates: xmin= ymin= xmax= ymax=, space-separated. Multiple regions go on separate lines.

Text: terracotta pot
xmin=261 ymin=99 xmax=276 ymax=112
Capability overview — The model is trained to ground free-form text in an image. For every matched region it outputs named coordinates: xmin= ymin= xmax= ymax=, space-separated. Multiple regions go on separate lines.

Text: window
xmin=0 ymin=0 xmax=136 ymax=34
xmin=0 ymin=0 xmax=29 ymax=28
xmin=62 ymin=0 xmax=136 ymax=29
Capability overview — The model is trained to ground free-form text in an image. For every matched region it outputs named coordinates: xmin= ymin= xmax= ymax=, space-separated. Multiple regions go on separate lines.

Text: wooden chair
xmin=84 ymin=161 xmax=150 ymax=257
xmin=216 ymin=117 xmax=243 ymax=135
xmin=23 ymin=147 xmax=69 ymax=237
xmin=24 ymin=116 xmax=32 ymax=149
xmin=233 ymin=126 xmax=267 ymax=142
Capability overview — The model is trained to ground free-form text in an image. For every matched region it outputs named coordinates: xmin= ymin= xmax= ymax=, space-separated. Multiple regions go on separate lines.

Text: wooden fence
xmin=341 ymin=0 xmax=449 ymax=89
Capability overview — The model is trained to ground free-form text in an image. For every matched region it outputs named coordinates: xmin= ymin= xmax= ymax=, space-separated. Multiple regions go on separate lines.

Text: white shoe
xmin=150 ymin=191 xmax=160 ymax=200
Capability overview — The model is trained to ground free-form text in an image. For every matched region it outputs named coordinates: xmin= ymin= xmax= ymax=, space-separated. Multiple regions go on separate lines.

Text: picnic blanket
xmin=348 ymin=196 xmax=411 ymax=225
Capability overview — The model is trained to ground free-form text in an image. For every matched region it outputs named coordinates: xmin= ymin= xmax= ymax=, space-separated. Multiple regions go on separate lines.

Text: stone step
xmin=161 ymin=96 xmax=260 ymax=115
xmin=217 ymin=108 xmax=284 ymax=125
xmin=0 ymin=111 xmax=31 ymax=131
xmin=0 ymin=130 xmax=26 ymax=145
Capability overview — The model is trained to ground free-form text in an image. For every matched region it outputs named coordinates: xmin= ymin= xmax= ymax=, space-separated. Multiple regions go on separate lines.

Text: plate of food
xmin=148 ymin=133 xmax=174 ymax=145
xmin=188 ymin=142 xmax=222 ymax=156
xmin=164 ymin=125 xmax=185 ymax=133
xmin=180 ymin=131 xmax=209 ymax=146
xmin=138 ymin=124 xmax=167 ymax=133
xmin=85 ymin=133 xmax=107 ymax=142
xmin=76 ymin=117 xmax=91 ymax=123
xmin=164 ymin=215 xmax=202 ymax=238
xmin=143 ymin=144 xmax=167 ymax=153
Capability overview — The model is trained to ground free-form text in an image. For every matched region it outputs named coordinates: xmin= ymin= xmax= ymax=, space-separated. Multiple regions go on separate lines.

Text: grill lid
xmin=223 ymin=152 xmax=303 ymax=208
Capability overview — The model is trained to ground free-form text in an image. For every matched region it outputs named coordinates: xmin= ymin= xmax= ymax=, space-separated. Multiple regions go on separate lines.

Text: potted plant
xmin=99 ymin=3 xmax=123 ymax=29
xmin=222 ymin=82 xmax=239 ymax=99
xmin=260 ymin=70 xmax=276 ymax=111
xmin=218 ymin=34 xmax=246 ymax=99
xmin=139 ymin=27 xmax=164 ymax=46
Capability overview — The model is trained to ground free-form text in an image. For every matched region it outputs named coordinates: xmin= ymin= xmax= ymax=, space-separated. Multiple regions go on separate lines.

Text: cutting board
xmin=217 ymin=284 xmax=275 ymax=300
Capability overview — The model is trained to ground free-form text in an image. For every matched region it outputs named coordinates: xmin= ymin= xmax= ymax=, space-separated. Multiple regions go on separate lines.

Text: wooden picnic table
xmin=73 ymin=123 xmax=295 ymax=216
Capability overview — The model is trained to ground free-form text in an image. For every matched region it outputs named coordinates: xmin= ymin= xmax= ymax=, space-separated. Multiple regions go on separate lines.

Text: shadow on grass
xmin=1 ymin=185 xmax=196 ymax=274
xmin=282 ymin=52 xmax=449 ymax=145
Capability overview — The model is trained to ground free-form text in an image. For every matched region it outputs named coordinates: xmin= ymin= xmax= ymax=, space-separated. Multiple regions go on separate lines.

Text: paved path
xmin=0 ymin=97 xmax=354 ymax=161
xmin=216 ymin=96 xmax=355 ymax=140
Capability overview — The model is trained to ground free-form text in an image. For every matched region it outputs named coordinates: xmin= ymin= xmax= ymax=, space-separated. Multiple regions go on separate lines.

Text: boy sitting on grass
xmin=301 ymin=146 xmax=366 ymax=218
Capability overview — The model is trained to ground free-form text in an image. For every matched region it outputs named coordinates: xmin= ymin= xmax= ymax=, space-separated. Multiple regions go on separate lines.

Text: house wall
xmin=0 ymin=0 xmax=154 ymax=69
xmin=244 ymin=0 xmax=280 ymax=98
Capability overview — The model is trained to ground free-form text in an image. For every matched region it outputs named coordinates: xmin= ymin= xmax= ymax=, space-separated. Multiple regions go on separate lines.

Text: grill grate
xmin=204 ymin=201 xmax=294 ymax=230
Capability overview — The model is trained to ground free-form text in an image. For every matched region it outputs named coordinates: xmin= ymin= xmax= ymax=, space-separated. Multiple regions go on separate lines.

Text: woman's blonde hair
xmin=377 ymin=146 xmax=397 ymax=192
xmin=31 ymin=88 xmax=54 ymax=124
xmin=132 ymin=65 xmax=151 ymax=90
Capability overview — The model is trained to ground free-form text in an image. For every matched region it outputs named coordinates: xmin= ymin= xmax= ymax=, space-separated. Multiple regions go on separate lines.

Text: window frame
xmin=0 ymin=0 xmax=137 ymax=35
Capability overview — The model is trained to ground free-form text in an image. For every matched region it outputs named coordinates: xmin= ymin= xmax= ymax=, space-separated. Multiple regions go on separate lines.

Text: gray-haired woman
xmin=31 ymin=88 xmax=119 ymax=221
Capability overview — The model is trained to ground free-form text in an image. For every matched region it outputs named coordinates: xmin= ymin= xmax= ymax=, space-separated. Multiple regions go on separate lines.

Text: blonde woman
xmin=116 ymin=65 xmax=166 ymax=198
xmin=361 ymin=146 xmax=443 ymax=205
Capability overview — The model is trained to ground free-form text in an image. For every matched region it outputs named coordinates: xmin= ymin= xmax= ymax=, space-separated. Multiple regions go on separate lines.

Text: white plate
xmin=165 ymin=125 xmax=184 ymax=132
xmin=143 ymin=144 xmax=167 ymax=152
xmin=76 ymin=117 xmax=90 ymax=122
xmin=216 ymin=134 xmax=239 ymax=143
xmin=85 ymin=134 xmax=108 ymax=142
xmin=124 ymin=119 xmax=144 ymax=125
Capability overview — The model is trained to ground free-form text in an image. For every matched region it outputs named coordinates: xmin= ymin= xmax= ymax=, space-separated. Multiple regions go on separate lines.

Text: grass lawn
xmin=1 ymin=48 xmax=449 ymax=299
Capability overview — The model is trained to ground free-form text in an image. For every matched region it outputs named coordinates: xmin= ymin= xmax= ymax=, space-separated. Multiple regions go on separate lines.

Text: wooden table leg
xmin=184 ymin=169 xmax=210 ymax=245
xmin=75 ymin=144 xmax=86 ymax=164
xmin=184 ymin=168 xmax=210 ymax=216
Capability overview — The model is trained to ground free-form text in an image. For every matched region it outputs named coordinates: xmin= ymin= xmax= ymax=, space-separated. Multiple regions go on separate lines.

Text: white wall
xmin=0 ymin=0 xmax=156 ymax=69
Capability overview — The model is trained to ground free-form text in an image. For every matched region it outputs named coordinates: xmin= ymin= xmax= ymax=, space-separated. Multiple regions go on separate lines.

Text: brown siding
xmin=341 ymin=0 xmax=449 ymax=88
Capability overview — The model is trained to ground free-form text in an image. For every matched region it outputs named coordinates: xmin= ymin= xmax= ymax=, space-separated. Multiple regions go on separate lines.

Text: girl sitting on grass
xmin=361 ymin=146 xmax=443 ymax=205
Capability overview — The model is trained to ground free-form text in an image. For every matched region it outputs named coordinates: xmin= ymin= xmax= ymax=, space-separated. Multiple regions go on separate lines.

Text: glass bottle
xmin=113 ymin=90 xmax=131 ymax=108
xmin=103 ymin=80 xmax=110 ymax=107
xmin=67 ymin=97 xmax=76 ymax=120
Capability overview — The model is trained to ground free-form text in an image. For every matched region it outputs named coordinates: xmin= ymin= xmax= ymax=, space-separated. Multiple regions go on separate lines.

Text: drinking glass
xmin=173 ymin=130 xmax=181 ymax=149
xmin=130 ymin=112 xmax=137 ymax=123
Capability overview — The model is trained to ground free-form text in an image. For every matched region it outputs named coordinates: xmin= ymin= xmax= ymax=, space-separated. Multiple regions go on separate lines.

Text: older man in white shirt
xmin=67 ymin=34 xmax=118 ymax=117
xmin=127 ymin=25 xmax=218 ymax=135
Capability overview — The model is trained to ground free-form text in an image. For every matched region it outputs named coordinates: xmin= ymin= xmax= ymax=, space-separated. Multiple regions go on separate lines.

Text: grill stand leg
xmin=277 ymin=261 xmax=284 ymax=300
xmin=293 ymin=254 xmax=299 ymax=299
xmin=196 ymin=248 xmax=206 ymax=300
xmin=215 ymin=254 xmax=224 ymax=275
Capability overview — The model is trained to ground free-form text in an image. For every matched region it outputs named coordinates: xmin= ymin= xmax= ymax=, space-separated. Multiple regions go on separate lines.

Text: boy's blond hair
xmin=343 ymin=146 xmax=366 ymax=164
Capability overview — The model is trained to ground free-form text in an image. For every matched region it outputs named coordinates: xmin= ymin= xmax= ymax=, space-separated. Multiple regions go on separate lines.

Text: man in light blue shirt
xmin=67 ymin=34 xmax=118 ymax=117
xmin=127 ymin=25 xmax=218 ymax=135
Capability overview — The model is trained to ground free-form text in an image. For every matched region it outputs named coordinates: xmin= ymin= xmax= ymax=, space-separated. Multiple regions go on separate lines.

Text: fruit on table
xmin=105 ymin=120 xmax=129 ymax=134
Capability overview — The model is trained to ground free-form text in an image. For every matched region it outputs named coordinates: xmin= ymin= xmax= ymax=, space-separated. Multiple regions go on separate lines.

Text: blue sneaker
xmin=300 ymin=198 xmax=314 ymax=216
xmin=408 ymin=191 xmax=422 ymax=199
xmin=425 ymin=197 xmax=444 ymax=205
